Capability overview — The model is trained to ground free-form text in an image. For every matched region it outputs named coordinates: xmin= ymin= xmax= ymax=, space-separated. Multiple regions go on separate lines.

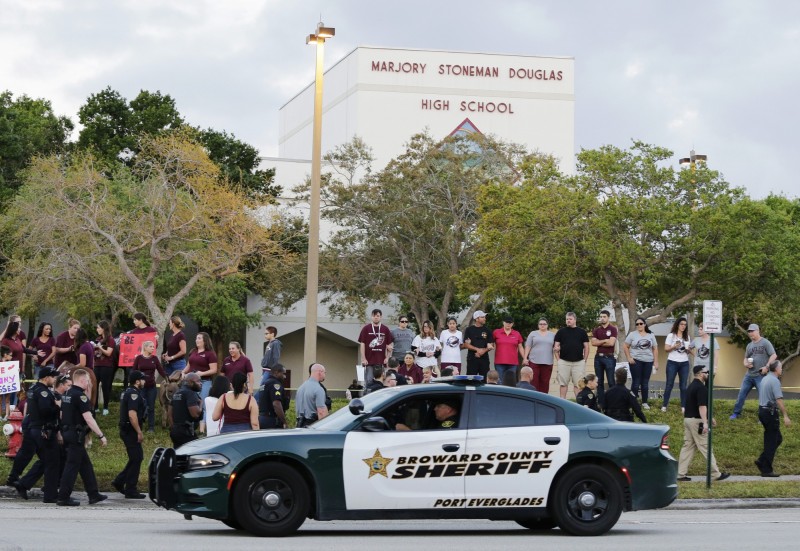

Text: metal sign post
xmin=702 ymin=300 xmax=723 ymax=489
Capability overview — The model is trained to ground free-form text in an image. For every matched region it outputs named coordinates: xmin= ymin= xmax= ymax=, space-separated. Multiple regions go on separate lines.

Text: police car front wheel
xmin=232 ymin=463 xmax=310 ymax=537
xmin=550 ymin=464 xmax=623 ymax=536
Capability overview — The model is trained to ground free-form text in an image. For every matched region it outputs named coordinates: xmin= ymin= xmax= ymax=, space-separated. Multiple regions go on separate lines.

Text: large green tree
xmin=302 ymin=132 xmax=525 ymax=329
xmin=0 ymin=91 xmax=73 ymax=210
xmin=0 ymin=131 xmax=295 ymax=337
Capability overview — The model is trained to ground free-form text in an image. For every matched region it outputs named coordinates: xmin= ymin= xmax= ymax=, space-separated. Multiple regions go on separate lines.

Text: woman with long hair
xmin=623 ymin=317 xmax=659 ymax=409
xmin=202 ymin=375 xmax=231 ymax=436
xmin=74 ymin=328 xmax=94 ymax=371
xmin=438 ymin=317 xmax=463 ymax=374
xmin=0 ymin=322 xmax=26 ymax=419
xmin=524 ymin=318 xmax=556 ymax=396
xmin=662 ymin=317 xmax=693 ymax=412
xmin=212 ymin=372 xmax=258 ymax=433
xmin=132 ymin=340 xmax=166 ymax=432
xmin=94 ymin=321 xmax=116 ymax=415
xmin=162 ymin=316 xmax=187 ymax=376
xmin=411 ymin=320 xmax=441 ymax=376
xmin=30 ymin=322 xmax=56 ymax=379
xmin=182 ymin=332 xmax=218 ymax=401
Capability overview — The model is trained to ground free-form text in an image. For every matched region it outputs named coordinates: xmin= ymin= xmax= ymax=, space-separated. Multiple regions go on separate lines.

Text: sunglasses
xmin=400 ymin=320 xmax=408 ymax=323
xmin=636 ymin=322 xmax=645 ymax=326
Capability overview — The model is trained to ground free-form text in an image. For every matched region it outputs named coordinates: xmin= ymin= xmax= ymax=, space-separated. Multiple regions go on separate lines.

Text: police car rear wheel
xmin=515 ymin=517 xmax=557 ymax=531
xmin=233 ymin=463 xmax=309 ymax=537
xmin=551 ymin=464 xmax=623 ymax=536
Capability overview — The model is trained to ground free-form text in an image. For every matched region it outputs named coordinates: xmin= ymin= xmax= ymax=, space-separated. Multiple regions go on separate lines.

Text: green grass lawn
xmin=1 ymin=398 xmax=797 ymax=498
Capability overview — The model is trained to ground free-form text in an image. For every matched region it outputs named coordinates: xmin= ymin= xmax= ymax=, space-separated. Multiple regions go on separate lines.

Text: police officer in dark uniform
xmin=112 ymin=370 xmax=147 ymax=498
xmin=604 ymin=367 xmax=647 ymax=423
xmin=430 ymin=399 xmax=460 ymax=429
xmin=9 ymin=367 xmax=60 ymax=501
xmin=258 ymin=363 xmax=288 ymax=429
xmin=57 ymin=369 xmax=108 ymax=506
xmin=169 ymin=372 xmax=203 ymax=447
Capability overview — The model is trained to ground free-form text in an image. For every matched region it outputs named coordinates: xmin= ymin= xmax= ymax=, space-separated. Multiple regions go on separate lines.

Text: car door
xmin=463 ymin=390 xmax=569 ymax=508
xmin=342 ymin=392 xmax=468 ymax=510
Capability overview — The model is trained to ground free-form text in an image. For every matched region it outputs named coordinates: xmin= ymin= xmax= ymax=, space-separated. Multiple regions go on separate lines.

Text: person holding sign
xmin=124 ymin=313 xmax=158 ymax=389
xmin=1 ymin=320 xmax=29 ymax=419
xmin=182 ymin=332 xmax=218 ymax=401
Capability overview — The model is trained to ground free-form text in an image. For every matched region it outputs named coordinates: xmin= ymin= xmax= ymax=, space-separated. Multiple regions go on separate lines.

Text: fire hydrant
xmin=3 ymin=409 xmax=24 ymax=458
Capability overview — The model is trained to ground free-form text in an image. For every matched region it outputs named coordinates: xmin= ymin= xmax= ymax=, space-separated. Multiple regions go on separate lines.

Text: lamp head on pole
xmin=307 ymin=22 xmax=335 ymax=44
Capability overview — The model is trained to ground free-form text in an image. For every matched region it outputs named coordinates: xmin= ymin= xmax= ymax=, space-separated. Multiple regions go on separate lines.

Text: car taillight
xmin=660 ymin=433 xmax=670 ymax=450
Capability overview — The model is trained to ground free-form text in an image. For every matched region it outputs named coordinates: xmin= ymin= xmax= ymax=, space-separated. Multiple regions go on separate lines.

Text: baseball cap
xmin=38 ymin=367 xmax=60 ymax=379
xmin=473 ymin=310 xmax=487 ymax=320
xmin=747 ymin=323 xmax=759 ymax=332
xmin=129 ymin=370 xmax=147 ymax=383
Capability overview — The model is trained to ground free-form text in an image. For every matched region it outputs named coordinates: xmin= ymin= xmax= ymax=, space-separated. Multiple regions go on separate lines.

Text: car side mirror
xmin=361 ymin=417 xmax=391 ymax=432
xmin=349 ymin=398 xmax=365 ymax=415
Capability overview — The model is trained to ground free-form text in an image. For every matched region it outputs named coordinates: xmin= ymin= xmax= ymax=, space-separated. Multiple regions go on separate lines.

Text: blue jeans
xmin=495 ymin=364 xmax=518 ymax=384
xmin=630 ymin=360 xmax=653 ymax=404
xmin=733 ymin=374 xmax=762 ymax=416
xmin=143 ymin=386 xmax=157 ymax=431
xmin=165 ymin=358 xmax=186 ymax=377
xmin=663 ymin=360 xmax=690 ymax=408
xmin=594 ymin=355 xmax=616 ymax=407
xmin=200 ymin=379 xmax=212 ymax=402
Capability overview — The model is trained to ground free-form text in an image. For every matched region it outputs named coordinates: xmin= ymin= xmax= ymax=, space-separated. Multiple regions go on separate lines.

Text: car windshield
xmin=310 ymin=389 xmax=401 ymax=431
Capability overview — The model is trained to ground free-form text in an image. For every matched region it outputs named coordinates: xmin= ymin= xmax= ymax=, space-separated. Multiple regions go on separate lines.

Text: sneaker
xmin=729 ymin=413 xmax=739 ymax=420
xmin=761 ymin=472 xmax=780 ymax=478
xmin=88 ymin=493 xmax=108 ymax=504
xmin=716 ymin=472 xmax=731 ymax=481
xmin=661 ymin=406 xmax=667 ymax=413
xmin=102 ymin=409 xmax=109 ymax=416
xmin=642 ymin=403 xmax=650 ymax=410
xmin=677 ymin=476 xmax=691 ymax=482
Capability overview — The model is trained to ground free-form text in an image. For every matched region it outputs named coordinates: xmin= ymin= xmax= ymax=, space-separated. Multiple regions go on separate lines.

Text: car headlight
xmin=186 ymin=453 xmax=230 ymax=471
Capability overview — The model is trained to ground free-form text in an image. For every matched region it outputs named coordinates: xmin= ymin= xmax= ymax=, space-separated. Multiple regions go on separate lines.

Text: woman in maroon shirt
xmin=123 ymin=312 xmax=158 ymax=388
xmin=220 ymin=342 xmax=254 ymax=390
xmin=0 ymin=320 xmax=26 ymax=419
xmin=183 ymin=332 xmax=218 ymax=400
xmin=74 ymin=328 xmax=95 ymax=371
xmin=53 ymin=319 xmax=80 ymax=368
xmin=94 ymin=320 xmax=116 ymax=416
xmin=133 ymin=340 xmax=166 ymax=432
xmin=30 ymin=322 xmax=56 ymax=378
xmin=161 ymin=316 xmax=186 ymax=376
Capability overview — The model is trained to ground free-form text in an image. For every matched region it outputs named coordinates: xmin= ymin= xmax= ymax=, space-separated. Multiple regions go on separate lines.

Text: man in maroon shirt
xmin=53 ymin=319 xmax=81 ymax=368
xmin=358 ymin=309 xmax=393 ymax=386
xmin=591 ymin=310 xmax=618 ymax=409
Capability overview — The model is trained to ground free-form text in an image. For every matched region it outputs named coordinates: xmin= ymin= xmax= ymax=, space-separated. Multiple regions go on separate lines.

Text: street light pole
xmin=303 ymin=22 xmax=335 ymax=374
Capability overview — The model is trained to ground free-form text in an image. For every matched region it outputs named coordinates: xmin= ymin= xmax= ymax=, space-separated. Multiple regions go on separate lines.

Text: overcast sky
xmin=2 ymin=0 xmax=798 ymax=199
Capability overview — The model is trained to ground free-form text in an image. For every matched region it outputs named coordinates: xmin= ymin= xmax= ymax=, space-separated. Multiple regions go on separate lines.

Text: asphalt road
xmin=0 ymin=500 xmax=797 ymax=550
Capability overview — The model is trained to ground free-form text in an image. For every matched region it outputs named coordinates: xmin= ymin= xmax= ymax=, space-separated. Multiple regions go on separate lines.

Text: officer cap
xmin=129 ymin=370 xmax=147 ymax=383
xmin=38 ymin=367 xmax=60 ymax=379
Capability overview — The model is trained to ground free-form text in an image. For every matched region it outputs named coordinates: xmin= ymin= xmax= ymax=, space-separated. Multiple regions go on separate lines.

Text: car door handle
xmin=442 ymin=444 xmax=460 ymax=452
xmin=544 ymin=437 xmax=561 ymax=445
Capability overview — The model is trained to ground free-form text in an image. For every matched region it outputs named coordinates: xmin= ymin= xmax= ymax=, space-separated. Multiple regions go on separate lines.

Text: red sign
xmin=118 ymin=333 xmax=159 ymax=368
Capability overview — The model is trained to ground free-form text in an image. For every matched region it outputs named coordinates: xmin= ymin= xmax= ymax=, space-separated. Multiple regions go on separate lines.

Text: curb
xmin=668 ymin=498 xmax=800 ymax=510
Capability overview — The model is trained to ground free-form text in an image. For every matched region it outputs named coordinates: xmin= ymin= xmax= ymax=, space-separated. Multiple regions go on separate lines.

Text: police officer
xmin=112 ymin=370 xmax=147 ymax=498
xmin=431 ymin=399 xmax=460 ymax=429
xmin=57 ymin=369 xmax=108 ymax=506
xmin=603 ymin=367 xmax=647 ymax=423
xmin=258 ymin=363 xmax=288 ymax=429
xmin=9 ymin=367 xmax=60 ymax=501
xmin=169 ymin=372 xmax=203 ymax=447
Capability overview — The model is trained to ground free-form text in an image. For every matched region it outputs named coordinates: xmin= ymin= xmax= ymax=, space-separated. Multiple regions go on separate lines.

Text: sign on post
xmin=702 ymin=300 xmax=723 ymax=333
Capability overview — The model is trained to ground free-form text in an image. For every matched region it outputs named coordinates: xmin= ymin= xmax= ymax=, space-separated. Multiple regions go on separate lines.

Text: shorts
xmin=557 ymin=359 xmax=585 ymax=387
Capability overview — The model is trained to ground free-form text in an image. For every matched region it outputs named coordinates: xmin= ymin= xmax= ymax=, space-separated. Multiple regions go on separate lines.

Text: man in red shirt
xmin=591 ymin=310 xmax=618 ymax=409
xmin=358 ymin=309 xmax=393 ymax=386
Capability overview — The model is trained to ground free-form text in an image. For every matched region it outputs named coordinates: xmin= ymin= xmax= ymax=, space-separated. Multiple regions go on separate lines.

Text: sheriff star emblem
xmin=362 ymin=448 xmax=393 ymax=478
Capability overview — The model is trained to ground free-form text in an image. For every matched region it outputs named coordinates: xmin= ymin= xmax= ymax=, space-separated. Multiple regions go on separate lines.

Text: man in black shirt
xmin=113 ymin=370 xmax=147 ymax=498
xmin=463 ymin=310 xmax=494 ymax=377
xmin=9 ymin=367 xmax=60 ymax=501
xmin=57 ymin=369 xmax=108 ymax=506
xmin=554 ymin=312 xmax=589 ymax=399
xmin=604 ymin=368 xmax=647 ymax=423
xmin=364 ymin=365 xmax=387 ymax=394
xmin=259 ymin=364 xmax=288 ymax=428
xmin=677 ymin=365 xmax=730 ymax=482
xmin=516 ymin=366 xmax=537 ymax=391
xmin=169 ymin=372 xmax=203 ymax=447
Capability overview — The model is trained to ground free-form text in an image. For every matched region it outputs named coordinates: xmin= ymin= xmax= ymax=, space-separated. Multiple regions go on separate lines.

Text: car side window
xmin=374 ymin=394 xmax=463 ymax=431
xmin=472 ymin=395 xmax=563 ymax=428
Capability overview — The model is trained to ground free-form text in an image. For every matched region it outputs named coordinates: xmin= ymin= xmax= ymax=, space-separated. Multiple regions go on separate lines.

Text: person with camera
xmin=57 ymin=369 xmax=108 ymax=506
xmin=676 ymin=365 xmax=730 ymax=482
xmin=295 ymin=363 xmax=328 ymax=427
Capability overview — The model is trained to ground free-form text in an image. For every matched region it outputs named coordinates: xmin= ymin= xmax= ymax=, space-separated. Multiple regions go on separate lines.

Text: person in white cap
xmin=730 ymin=323 xmax=777 ymax=419
xmin=462 ymin=310 xmax=494 ymax=377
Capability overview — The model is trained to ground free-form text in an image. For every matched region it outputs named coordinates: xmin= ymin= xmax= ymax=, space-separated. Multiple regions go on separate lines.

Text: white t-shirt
xmin=665 ymin=333 xmax=690 ymax=363
xmin=412 ymin=335 xmax=441 ymax=369
xmin=439 ymin=329 xmax=464 ymax=364
xmin=204 ymin=396 xmax=221 ymax=436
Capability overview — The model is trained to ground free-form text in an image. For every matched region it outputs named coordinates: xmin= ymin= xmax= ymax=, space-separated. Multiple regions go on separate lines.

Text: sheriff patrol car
xmin=149 ymin=376 xmax=677 ymax=537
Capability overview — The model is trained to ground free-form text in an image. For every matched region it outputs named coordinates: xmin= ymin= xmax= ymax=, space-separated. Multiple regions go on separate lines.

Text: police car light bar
xmin=435 ymin=375 xmax=485 ymax=385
